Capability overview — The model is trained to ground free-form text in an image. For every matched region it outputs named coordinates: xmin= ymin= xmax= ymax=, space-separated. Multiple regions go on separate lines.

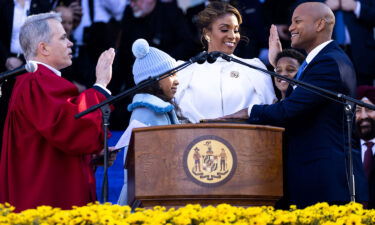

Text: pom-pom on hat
xmin=132 ymin=39 xmax=177 ymax=85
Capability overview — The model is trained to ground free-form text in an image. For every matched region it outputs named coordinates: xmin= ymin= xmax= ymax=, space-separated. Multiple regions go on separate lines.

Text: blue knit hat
xmin=132 ymin=39 xmax=177 ymax=85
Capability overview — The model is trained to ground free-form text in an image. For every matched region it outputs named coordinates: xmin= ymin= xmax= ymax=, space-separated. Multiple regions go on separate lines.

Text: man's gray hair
xmin=19 ymin=12 xmax=62 ymax=60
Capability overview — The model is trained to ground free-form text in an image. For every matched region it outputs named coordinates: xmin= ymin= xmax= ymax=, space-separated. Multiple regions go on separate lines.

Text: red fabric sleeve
xmin=14 ymin=66 xmax=108 ymax=155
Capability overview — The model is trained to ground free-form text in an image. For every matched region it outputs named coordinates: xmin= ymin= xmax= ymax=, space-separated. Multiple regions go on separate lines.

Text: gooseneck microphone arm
xmin=209 ymin=51 xmax=373 ymax=203
xmin=74 ymin=51 xmax=208 ymax=119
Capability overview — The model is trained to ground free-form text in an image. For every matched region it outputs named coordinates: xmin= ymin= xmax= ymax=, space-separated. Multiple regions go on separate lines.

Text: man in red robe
xmin=0 ymin=12 xmax=115 ymax=212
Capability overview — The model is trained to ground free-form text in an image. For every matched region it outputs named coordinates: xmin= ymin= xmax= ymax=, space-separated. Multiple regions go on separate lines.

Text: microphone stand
xmin=101 ymin=104 xmax=111 ymax=203
xmin=75 ymin=51 xmax=207 ymax=202
xmin=213 ymin=51 xmax=375 ymax=202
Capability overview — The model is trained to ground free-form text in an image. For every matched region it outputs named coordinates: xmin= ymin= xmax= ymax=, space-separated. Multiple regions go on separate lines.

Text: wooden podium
xmin=126 ymin=123 xmax=284 ymax=208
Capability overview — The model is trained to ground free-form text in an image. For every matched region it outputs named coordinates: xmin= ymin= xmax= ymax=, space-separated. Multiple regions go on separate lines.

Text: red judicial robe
xmin=0 ymin=65 xmax=108 ymax=212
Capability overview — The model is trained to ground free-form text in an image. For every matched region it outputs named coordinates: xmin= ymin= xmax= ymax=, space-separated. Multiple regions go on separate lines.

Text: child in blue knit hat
xmin=117 ymin=39 xmax=180 ymax=205
xmin=127 ymin=38 xmax=180 ymax=126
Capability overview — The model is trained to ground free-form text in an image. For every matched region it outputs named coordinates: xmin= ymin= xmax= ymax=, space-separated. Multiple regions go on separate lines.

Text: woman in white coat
xmin=175 ymin=2 xmax=276 ymax=123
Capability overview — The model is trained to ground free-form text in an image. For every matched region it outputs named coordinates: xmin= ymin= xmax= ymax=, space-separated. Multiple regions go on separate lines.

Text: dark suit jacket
xmin=369 ymin=162 xmax=375 ymax=208
xmin=0 ymin=0 xmax=51 ymax=72
xmin=249 ymin=41 xmax=368 ymax=208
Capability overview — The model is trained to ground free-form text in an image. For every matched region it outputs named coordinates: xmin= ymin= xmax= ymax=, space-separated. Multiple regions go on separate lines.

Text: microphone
xmin=0 ymin=62 xmax=38 ymax=82
xmin=189 ymin=51 xmax=208 ymax=64
xmin=211 ymin=52 xmax=281 ymax=79
xmin=207 ymin=51 xmax=226 ymax=63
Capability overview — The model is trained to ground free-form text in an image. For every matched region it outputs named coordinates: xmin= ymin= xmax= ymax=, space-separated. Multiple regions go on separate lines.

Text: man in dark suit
xmin=355 ymin=85 xmax=375 ymax=208
xmin=222 ymin=2 xmax=368 ymax=208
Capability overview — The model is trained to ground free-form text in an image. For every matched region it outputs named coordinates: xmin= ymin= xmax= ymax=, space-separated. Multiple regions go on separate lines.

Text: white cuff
xmin=248 ymin=105 xmax=253 ymax=117
xmin=94 ymin=83 xmax=112 ymax=95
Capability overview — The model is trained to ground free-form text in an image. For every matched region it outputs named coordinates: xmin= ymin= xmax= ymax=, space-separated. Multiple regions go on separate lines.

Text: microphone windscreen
xmin=207 ymin=52 xmax=220 ymax=64
xmin=189 ymin=51 xmax=207 ymax=64
xmin=25 ymin=61 xmax=38 ymax=73
xmin=196 ymin=51 xmax=207 ymax=64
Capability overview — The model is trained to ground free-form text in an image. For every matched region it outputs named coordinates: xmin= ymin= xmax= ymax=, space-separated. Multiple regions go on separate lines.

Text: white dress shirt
xmin=305 ymin=40 xmax=333 ymax=64
xmin=29 ymin=60 xmax=61 ymax=76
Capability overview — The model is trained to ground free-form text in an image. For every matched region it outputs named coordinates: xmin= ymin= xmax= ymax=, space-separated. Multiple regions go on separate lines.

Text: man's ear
xmin=316 ymin=18 xmax=326 ymax=32
xmin=38 ymin=42 xmax=50 ymax=56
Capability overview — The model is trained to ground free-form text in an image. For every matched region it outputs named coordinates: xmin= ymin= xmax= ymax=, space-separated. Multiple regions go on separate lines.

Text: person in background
xmin=66 ymin=0 xmax=126 ymax=57
xmin=273 ymin=49 xmax=305 ymax=100
xmin=297 ymin=0 xmax=375 ymax=85
xmin=0 ymin=12 xmax=115 ymax=212
xmin=55 ymin=5 xmax=74 ymax=37
xmin=111 ymin=0 xmax=194 ymax=130
xmin=175 ymin=1 xmax=276 ymax=123
xmin=0 ymin=0 xmax=52 ymax=72
xmin=262 ymin=0 xmax=296 ymax=50
xmin=355 ymin=85 xmax=375 ymax=208
xmin=117 ymin=38 xmax=180 ymax=205
xmin=54 ymin=0 xmax=126 ymax=90
xmin=54 ymin=5 xmax=87 ymax=92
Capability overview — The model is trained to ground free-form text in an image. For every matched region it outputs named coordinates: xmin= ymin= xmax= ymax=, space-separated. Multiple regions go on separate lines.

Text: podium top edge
xmin=132 ymin=123 xmax=285 ymax=132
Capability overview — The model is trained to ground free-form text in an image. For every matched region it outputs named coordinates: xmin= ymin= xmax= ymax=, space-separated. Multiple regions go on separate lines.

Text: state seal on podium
xmin=183 ymin=135 xmax=237 ymax=187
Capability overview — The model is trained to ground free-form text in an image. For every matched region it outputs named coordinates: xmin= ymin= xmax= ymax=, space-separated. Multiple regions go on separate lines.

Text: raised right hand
xmin=95 ymin=48 xmax=115 ymax=88
xmin=268 ymin=25 xmax=283 ymax=68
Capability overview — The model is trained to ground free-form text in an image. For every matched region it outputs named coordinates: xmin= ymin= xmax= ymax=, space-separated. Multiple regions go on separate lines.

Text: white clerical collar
xmin=305 ymin=40 xmax=333 ymax=64
xmin=28 ymin=60 xmax=61 ymax=76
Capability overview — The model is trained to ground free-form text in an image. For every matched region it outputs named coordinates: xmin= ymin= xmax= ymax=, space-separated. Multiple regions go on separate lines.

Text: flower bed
xmin=1 ymin=202 xmax=374 ymax=225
